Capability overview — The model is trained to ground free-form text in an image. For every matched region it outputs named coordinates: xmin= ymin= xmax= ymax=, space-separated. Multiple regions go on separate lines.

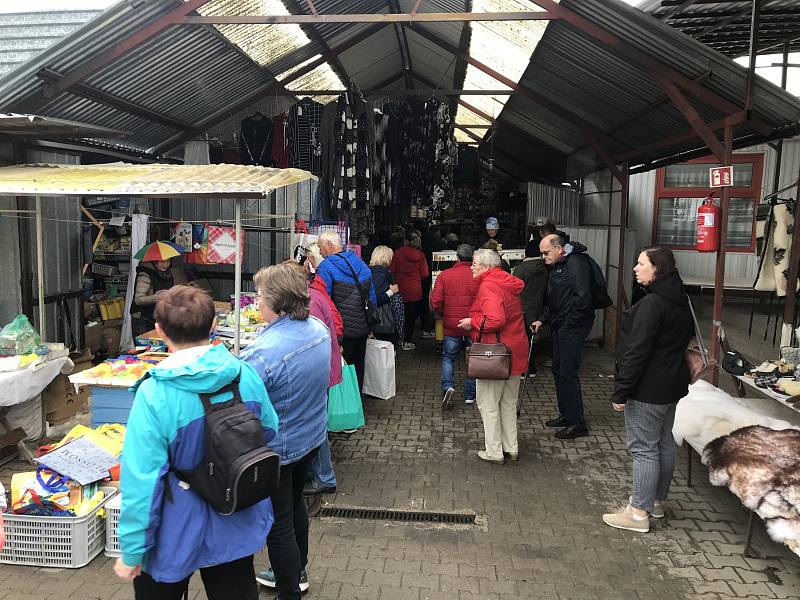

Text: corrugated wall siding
xmin=526 ymin=182 xmax=580 ymax=226
xmin=626 ymin=138 xmax=800 ymax=285
xmin=22 ymin=148 xmax=83 ymax=345
xmin=168 ymin=178 xmax=317 ymax=300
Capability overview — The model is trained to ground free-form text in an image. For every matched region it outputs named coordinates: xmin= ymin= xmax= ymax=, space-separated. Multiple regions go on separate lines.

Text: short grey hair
xmin=473 ymin=248 xmax=501 ymax=268
xmin=456 ymin=244 xmax=474 ymax=262
xmin=318 ymin=230 xmax=342 ymax=250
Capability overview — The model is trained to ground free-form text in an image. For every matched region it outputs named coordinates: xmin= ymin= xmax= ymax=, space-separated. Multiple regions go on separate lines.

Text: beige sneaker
xmin=603 ymin=504 xmax=650 ymax=533
xmin=629 ymin=496 xmax=665 ymax=519
xmin=477 ymin=450 xmax=504 ymax=464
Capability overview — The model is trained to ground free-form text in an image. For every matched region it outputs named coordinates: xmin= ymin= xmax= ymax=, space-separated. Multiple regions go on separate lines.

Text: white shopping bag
xmin=363 ymin=338 xmax=396 ymax=399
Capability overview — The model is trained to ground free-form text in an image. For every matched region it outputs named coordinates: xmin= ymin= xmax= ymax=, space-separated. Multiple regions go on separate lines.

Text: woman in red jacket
xmin=458 ymin=249 xmax=529 ymax=465
xmin=390 ymin=233 xmax=429 ymax=346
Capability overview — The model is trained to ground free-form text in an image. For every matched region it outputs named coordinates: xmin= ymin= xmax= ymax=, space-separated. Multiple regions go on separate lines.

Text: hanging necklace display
xmin=242 ymin=128 xmax=268 ymax=164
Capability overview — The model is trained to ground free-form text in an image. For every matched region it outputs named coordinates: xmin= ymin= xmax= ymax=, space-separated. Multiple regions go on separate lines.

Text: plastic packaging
xmin=0 ymin=315 xmax=42 ymax=355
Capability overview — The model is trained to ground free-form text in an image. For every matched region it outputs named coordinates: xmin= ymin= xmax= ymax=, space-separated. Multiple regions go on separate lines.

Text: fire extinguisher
xmin=697 ymin=196 xmax=720 ymax=252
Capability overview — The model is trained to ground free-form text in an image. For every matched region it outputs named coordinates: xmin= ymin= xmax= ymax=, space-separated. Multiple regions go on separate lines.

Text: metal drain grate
xmin=317 ymin=506 xmax=476 ymax=524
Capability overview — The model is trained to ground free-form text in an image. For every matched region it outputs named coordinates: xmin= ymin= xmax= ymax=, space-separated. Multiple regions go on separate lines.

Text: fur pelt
xmin=702 ymin=425 xmax=800 ymax=542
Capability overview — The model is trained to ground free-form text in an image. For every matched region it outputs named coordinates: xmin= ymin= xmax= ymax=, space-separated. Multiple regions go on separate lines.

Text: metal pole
xmin=615 ymin=163 xmax=630 ymax=348
xmin=233 ymin=198 xmax=243 ymax=355
xmin=711 ymin=125 xmax=733 ymax=385
xmin=744 ymin=0 xmax=762 ymax=113
xmin=35 ymin=196 xmax=45 ymax=341
xmin=771 ymin=42 xmax=790 ymax=194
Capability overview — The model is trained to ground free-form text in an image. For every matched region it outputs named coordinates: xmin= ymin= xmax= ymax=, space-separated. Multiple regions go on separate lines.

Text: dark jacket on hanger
xmin=612 ymin=270 xmax=694 ymax=405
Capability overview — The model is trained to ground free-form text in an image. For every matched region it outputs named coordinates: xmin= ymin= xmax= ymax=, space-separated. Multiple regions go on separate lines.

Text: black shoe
xmin=303 ymin=480 xmax=336 ymax=495
xmin=555 ymin=425 xmax=589 ymax=439
xmin=441 ymin=387 xmax=454 ymax=411
xmin=544 ymin=416 xmax=568 ymax=428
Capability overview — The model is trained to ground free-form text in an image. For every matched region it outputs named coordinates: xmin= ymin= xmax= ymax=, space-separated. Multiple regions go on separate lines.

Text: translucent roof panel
xmin=192 ymin=0 xmax=311 ymax=67
xmin=278 ymin=54 xmax=343 ymax=104
xmin=454 ymin=0 xmax=555 ymax=136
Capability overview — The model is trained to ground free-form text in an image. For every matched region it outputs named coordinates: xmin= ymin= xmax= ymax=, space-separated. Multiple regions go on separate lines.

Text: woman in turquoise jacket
xmin=114 ymin=286 xmax=278 ymax=600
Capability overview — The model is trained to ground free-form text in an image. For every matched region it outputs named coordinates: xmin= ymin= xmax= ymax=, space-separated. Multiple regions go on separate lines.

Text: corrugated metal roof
xmin=0 ymin=10 xmax=101 ymax=76
xmin=0 ymin=113 xmax=124 ymax=138
xmin=0 ymin=163 xmax=316 ymax=197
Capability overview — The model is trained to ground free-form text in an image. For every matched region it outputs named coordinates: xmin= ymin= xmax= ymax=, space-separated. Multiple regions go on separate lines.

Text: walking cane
xmin=517 ymin=332 xmax=536 ymax=417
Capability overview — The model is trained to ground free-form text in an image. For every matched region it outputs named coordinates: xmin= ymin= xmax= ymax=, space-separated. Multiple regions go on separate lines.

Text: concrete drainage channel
xmin=313 ymin=504 xmax=488 ymax=531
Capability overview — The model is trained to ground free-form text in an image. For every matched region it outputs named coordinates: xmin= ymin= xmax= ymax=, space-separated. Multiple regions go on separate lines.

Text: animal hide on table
xmin=754 ymin=203 xmax=796 ymax=297
xmin=702 ymin=425 xmax=800 ymax=543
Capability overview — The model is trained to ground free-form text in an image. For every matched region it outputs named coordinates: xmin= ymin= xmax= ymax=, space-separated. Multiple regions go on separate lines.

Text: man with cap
xmin=477 ymin=217 xmax=504 ymax=249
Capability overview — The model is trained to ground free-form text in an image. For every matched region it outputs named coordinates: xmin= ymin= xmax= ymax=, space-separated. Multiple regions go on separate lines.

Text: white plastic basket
xmin=0 ymin=487 xmax=117 ymax=568
xmin=104 ymin=493 xmax=121 ymax=558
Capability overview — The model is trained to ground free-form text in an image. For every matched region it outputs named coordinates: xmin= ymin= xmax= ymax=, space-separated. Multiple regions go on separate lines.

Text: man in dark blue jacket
xmin=532 ymin=234 xmax=594 ymax=440
xmin=316 ymin=230 xmax=377 ymax=393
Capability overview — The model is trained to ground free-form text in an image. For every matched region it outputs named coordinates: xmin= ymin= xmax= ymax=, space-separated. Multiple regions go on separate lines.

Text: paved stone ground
xmin=2 ymin=297 xmax=800 ymax=600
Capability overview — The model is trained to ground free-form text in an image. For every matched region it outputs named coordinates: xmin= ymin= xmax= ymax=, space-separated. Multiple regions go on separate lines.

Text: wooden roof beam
xmin=659 ymin=78 xmax=726 ymax=161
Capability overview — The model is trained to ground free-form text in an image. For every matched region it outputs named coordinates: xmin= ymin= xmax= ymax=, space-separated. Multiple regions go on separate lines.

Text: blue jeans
xmin=551 ymin=324 xmax=592 ymax=426
xmin=441 ymin=335 xmax=476 ymax=400
xmin=625 ymin=400 xmax=677 ymax=513
xmin=308 ymin=435 xmax=336 ymax=487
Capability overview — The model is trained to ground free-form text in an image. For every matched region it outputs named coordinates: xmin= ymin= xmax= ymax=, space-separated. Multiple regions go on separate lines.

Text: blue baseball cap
xmin=485 ymin=217 xmax=499 ymax=229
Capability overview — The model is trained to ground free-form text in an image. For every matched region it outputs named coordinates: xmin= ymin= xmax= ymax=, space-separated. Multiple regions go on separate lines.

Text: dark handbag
xmin=373 ymin=302 xmax=395 ymax=335
xmin=467 ymin=318 xmax=512 ymax=380
xmin=337 ymin=254 xmax=381 ymax=328
xmin=685 ymin=295 xmax=715 ymax=384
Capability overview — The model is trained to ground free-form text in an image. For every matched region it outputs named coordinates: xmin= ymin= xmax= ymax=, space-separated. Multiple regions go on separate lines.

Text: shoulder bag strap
xmin=336 ymin=253 xmax=371 ymax=311
xmin=686 ymin=295 xmax=709 ymax=368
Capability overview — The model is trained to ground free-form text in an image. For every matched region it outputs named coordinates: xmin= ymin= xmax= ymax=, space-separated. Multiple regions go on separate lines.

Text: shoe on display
xmin=303 ymin=479 xmax=336 ymax=496
xmin=421 ymin=331 xmax=435 ymax=339
xmin=602 ymin=505 xmax=650 ymax=533
xmin=477 ymin=450 xmax=504 ymax=464
xmin=441 ymin=387 xmax=454 ymax=411
xmin=401 ymin=342 xmax=416 ymax=351
xmin=555 ymin=425 xmax=589 ymax=439
xmin=544 ymin=416 xmax=568 ymax=428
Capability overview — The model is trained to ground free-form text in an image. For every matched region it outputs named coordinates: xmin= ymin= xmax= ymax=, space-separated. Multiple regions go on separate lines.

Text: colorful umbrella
xmin=133 ymin=240 xmax=183 ymax=262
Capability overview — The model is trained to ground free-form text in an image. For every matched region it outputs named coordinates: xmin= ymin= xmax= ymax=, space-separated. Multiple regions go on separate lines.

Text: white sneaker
xmin=441 ymin=388 xmax=454 ymax=411
xmin=464 ymin=397 xmax=476 ymax=405
xmin=421 ymin=331 xmax=435 ymax=339
xmin=401 ymin=342 xmax=416 ymax=351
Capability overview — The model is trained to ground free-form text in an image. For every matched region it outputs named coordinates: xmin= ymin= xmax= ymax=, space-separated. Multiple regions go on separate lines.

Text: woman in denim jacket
xmin=242 ymin=264 xmax=331 ymax=599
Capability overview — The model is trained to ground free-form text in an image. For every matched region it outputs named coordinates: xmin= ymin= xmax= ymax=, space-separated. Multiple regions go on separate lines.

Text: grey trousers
xmin=624 ymin=399 xmax=678 ymax=513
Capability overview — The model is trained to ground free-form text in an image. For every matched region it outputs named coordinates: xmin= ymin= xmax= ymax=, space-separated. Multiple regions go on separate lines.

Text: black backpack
xmin=579 ymin=254 xmax=613 ymax=310
xmin=174 ymin=373 xmax=280 ymax=515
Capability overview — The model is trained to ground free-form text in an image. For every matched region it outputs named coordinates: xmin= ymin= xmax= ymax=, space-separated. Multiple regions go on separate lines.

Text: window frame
xmin=651 ymin=153 xmax=764 ymax=253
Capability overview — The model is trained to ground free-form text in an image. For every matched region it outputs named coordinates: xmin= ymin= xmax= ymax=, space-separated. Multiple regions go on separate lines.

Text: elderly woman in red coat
xmin=390 ymin=233 xmax=430 ymax=346
xmin=458 ymin=249 xmax=529 ymax=465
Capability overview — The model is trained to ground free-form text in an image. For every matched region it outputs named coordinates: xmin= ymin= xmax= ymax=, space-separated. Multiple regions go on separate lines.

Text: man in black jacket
xmin=533 ymin=234 xmax=594 ymax=439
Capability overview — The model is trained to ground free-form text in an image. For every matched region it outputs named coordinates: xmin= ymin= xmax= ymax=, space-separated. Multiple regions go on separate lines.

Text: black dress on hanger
xmin=239 ymin=112 xmax=273 ymax=166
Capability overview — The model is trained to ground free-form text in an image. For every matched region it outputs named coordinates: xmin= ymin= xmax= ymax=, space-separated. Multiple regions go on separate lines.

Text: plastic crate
xmin=0 ymin=488 xmax=117 ymax=568
xmin=91 ymin=263 xmax=118 ymax=277
xmin=99 ymin=297 xmax=124 ymax=321
xmin=104 ymin=494 xmax=121 ymax=558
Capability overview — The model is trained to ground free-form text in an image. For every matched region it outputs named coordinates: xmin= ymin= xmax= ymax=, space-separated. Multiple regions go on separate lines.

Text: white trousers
xmin=476 ymin=377 xmax=520 ymax=459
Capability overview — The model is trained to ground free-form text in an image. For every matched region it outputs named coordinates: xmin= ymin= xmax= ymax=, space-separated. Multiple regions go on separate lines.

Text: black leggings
xmin=133 ymin=555 xmax=258 ymax=600
xmin=403 ymin=300 xmax=425 ymax=342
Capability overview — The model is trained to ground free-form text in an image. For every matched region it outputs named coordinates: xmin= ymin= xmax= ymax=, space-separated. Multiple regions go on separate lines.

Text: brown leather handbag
xmin=467 ymin=318 xmax=512 ymax=380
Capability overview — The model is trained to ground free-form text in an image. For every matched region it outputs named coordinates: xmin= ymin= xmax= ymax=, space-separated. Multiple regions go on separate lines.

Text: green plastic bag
xmin=327 ymin=363 xmax=365 ymax=432
xmin=0 ymin=314 xmax=42 ymax=355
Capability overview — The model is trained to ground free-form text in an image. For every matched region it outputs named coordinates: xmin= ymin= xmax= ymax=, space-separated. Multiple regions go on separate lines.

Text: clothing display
xmin=271 ymin=113 xmax=292 ymax=169
xmin=754 ymin=201 xmax=796 ymax=297
xmin=288 ymin=98 xmax=324 ymax=175
xmin=239 ymin=114 xmax=272 ymax=167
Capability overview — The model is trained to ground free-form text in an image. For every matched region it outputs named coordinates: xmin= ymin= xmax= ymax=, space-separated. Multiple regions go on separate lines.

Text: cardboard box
xmin=102 ymin=319 xmax=122 ymax=355
xmin=45 ymin=349 xmax=94 ymax=425
xmin=85 ymin=321 xmax=103 ymax=352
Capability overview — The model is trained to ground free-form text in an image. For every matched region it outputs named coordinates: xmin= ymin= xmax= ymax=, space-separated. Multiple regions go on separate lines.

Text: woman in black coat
xmin=603 ymin=247 xmax=693 ymax=534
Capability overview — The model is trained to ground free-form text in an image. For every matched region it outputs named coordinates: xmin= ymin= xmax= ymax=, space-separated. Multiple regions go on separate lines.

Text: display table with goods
xmin=674 ymin=379 xmax=800 ymax=559
xmin=0 ymin=423 xmax=124 ymax=568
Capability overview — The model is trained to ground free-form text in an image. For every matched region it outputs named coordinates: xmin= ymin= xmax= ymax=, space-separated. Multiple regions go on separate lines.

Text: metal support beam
xmin=616 ymin=164 xmax=630 ymax=346
xmin=408 ymin=23 xmax=630 ymax=154
xmin=155 ymin=24 xmax=386 ymax=155
xmin=745 ymin=0 xmax=762 ymax=113
xmin=11 ymin=0 xmax=213 ymax=113
xmin=531 ymin=0 xmax=772 ymax=135
xmin=659 ymin=79 xmax=726 ymax=160
xmin=221 ymin=88 xmax=518 ymax=96
xmin=711 ymin=124 xmax=733 ymax=385
xmin=180 ymin=12 xmax=554 ymax=24
xmin=697 ymin=0 xmax=780 ymax=37
xmin=661 ymin=0 xmax=698 ymax=21
xmin=387 ymin=1 xmax=414 ymax=89
xmin=37 ymin=68 xmax=191 ymax=131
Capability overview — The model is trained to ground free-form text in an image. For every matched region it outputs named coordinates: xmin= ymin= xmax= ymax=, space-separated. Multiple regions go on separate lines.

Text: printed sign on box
xmin=206 ymin=225 xmax=245 ymax=264
xmin=709 ymin=165 xmax=733 ymax=188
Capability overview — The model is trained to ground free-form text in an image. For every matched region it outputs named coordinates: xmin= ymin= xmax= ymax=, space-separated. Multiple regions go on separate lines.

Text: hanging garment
xmin=320 ymin=101 xmax=338 ymax=204
xmin=287 ymin=97 xmax=324 ymax=175
xmin=430 ymin=101 xmax=457 ymax=216
xmin=372 ymin=108 xmax=391 ymax=207
xmin=271 ymin=112 xmax=292 ymax=169
xmin=754 ymin=202 xmax=796 ymax=296
xmin=239 ymin=114 xmax=272 ymax=166
xmin=333 ymin=92 xmax=357 ymax=210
